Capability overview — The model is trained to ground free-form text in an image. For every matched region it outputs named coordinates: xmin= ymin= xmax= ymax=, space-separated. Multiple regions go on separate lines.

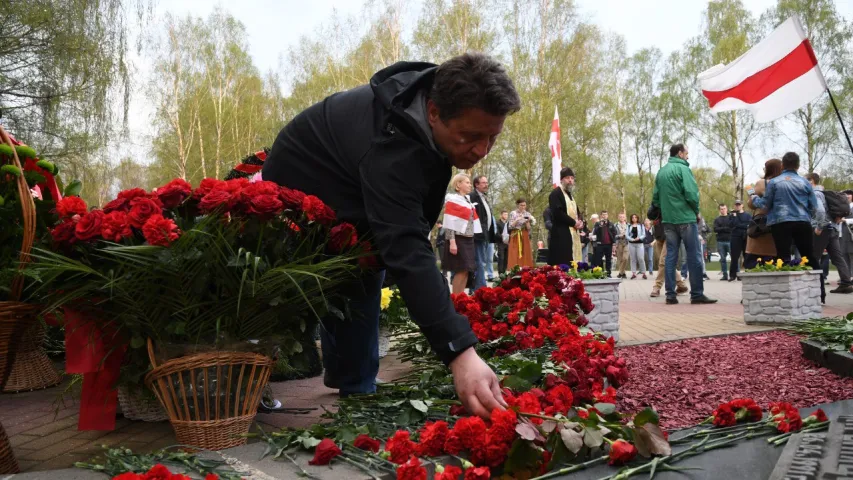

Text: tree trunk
xmin=197 ymin=113 xmax=206 ymax=178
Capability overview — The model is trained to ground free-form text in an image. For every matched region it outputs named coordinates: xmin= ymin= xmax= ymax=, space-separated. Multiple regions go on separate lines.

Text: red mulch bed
xmin=616 ymin=331 xmax=853 ymax=430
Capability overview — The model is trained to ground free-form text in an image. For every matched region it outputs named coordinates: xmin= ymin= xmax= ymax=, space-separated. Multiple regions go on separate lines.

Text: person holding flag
xmin=442 ymin=173 xmax=481 ymax=294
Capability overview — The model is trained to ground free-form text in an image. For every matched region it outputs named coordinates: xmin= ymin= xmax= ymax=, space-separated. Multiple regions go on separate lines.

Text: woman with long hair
xmin=626 ymin=214 xmax=647 ymax=279
xmin=507 ymin=198 xmax=536 ymax=270
xmin=744 ymin=159 xmax=782 ymax=269
xmin=442 ymin=173 xmax=480 ymax=294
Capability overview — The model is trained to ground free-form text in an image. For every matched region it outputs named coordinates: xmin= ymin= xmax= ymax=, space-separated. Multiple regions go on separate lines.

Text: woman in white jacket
xmin=626 ymin=214 xmax=647 ymax=279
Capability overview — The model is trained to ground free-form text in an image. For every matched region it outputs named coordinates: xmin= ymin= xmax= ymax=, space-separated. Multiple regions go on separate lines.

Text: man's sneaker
xmin=703 ymin=274 xmax=710 ymax=280
xmin=830 ymin=285 xmax=853 ymax=294
xmin=676 ymin=285 xmax=688 ymax=294
xmin=691 ymin=295 xmax=718 ymax=304
xmin=323 ymin=369 xmax=339 ymax=389
xmin=650 ymin=287 xmax=660 ymax=297
xmin=665 ymin=297 xmax=678 ymax=305
xmin=721 ymin=276 xmax=729 ymax=281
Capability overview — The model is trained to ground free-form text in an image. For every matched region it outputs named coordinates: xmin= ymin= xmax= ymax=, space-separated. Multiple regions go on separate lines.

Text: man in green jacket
xmin=652 ymin=144 xmax=717 ymax=305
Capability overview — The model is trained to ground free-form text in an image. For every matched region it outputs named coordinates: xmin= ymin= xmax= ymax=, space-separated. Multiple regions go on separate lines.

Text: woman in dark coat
xmin=547 ymin=167 xmax=581 ymax=266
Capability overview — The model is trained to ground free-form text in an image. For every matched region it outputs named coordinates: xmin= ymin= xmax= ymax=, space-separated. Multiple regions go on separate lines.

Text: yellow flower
xmin=380 ymin=287 xmax=393 ymax=310
xmin=592 ymin=266 xmax=602 ymax=273
xmin=776 ymin=259 xmax=784 ymax=269
xmin=571 ymin=261 xmax=578 ymax=270
xmin=800 ymin=256 xmax=808 ymax=266
xmin=757 ymin=258 xmax=762 ymax=263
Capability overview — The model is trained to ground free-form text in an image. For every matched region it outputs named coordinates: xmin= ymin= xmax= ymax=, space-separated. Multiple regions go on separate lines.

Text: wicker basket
xmin=0 ymin=421 xmax=18 ymax=474
xmin=118 ymin=385 xmax=169 ymax=422
xmin=144 ymin=339 xmax=272 ymax=450
xmin=3 ymin=321 xmax=60 ymax=392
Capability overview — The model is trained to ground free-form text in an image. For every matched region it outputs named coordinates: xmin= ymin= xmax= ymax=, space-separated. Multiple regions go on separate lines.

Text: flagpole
xmin=827 ymin=88 xmax=853 ymax=157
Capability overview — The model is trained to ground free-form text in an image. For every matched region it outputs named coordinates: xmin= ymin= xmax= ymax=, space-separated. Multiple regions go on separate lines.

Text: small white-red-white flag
xmin=698 ymin=16 xmax=827 ymax=123
xmin=548 ymin=107 xmax=561 ymax=186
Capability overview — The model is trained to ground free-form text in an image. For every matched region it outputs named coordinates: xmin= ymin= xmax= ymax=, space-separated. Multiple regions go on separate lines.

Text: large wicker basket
xmin=0 ymin=421 xmax=18 ymax=474
xmin=3 ymin=321 xmax=60 ymax=392
xmin=144 ymin=339 xmax=272 ymax=450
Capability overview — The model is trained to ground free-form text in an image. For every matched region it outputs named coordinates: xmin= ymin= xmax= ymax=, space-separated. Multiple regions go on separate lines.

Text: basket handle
xmin=0 ymin=124 xmax=36 ymax=301
xmin=147 ymin=338 xmax=159 ymax=369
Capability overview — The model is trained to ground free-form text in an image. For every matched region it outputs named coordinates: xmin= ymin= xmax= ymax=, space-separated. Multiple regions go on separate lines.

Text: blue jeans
xmin=582 ymin=244 xmax=590 ymax=264
xmin=319 ymin=271 xmax=384 ymax=395
xmin=486 ymin=243 xmax=495 ymax=279
xmin=717 ymin=241 xmax=731 ymax=278
xmin=644 ymin=244 xmax=653 ymax=272
xmin=665 ymin=223 xmax=704 ymax=300
xmin=474 ymin=239 xmax=488 ymax=290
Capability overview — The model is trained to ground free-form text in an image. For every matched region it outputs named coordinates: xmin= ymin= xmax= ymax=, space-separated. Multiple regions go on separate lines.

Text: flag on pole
xmin=697 ymin=16 xmax=827 ymax=123
xmin=549 ymin=107 xmax=561 ymax=186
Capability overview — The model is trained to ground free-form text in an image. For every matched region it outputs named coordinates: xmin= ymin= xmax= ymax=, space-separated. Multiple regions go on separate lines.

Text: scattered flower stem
xmin=527 ymin=455 xmax=608 ymax=480
xmin=768 ymin=421 xmax=830 ymax=445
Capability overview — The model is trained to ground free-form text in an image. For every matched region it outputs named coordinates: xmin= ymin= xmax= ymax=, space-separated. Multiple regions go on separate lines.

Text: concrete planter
xmin=741 ymin=270 xmax=822 ymax=325
xmin=583 ymin=278 xmax=622 ymax=341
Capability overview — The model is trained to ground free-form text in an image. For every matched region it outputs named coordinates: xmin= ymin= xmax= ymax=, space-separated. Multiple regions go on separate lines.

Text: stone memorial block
xmin=770 ymin=415 xmax=853 ymax=479
xmin=741 ymin=271 xmax=822 ymax=325
xmin=583 ymin=278 xmax=621 ymax=341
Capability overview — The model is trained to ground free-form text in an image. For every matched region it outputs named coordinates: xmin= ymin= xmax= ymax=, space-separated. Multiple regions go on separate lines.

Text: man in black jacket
xmin=728 ymin=200 xmax=752 ymax=281
xmin=547 ymin=167 xmax=582 ymax=266
xmin=495 ymin=210 xmax=509 ymax=275
xmin=262 ymin=53 xmax=521 ymax=418
xmin=713 ymin=204 xmax=732 ymax=280
xmin=469 ymin=175 xmax=497 ymax=290
xmin=591 ymin=211 xmax=617 ymax=276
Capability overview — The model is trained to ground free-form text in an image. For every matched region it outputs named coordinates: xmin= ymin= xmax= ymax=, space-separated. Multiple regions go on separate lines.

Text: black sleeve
xmin=360 ymin=143 xmax=477 ymax=365
xmin=549 ymin=189 xmax=576 ymax=228
xmin=470 ymin=191 xmax=489 ymax=240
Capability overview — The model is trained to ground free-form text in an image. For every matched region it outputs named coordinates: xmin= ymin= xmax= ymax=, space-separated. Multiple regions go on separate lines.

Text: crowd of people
xmin=434 ymin=144 xmax=853 ymax=306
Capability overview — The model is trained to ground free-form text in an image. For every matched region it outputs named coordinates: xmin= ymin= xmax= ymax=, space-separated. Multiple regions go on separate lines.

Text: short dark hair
xmin=515 ymin=198 xmax=526 ymax=205
xmin=805 ymin=172 xmax=820 ymax=185
xmin=472 ymin=175 xmax=487 ymax=186
xmin=782 ymin=152 xmax=800 ymax=171
xmin=600 ymin=210 xmax=608 ymax=214
xmin=670 ymin=144 xmax=686 ymax=157
xmin=501 ymin=210 xmax=508 ymax=214
xmin=719 ymin=203 xmax=727 ymax=208
xmin=432 ymin=53 xmax=522 ymax=121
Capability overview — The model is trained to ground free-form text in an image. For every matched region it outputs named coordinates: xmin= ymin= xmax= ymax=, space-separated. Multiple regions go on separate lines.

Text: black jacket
xmin=730 ymin=211 xmax=752 ymax=237
xmin=543 ymin=207 xmax=553 ymax=231
xmin=592 ymin=221 xmax=618 ymax=245
xmin=469 ymin=189 xmax=496 ymax=243
xmin=262 ymin=62 xmax=477 ymax=365
xmin=547 ymin=187 xmax=578 ymax=265
xmin=713 ymin=215 xmax=733 ymax=242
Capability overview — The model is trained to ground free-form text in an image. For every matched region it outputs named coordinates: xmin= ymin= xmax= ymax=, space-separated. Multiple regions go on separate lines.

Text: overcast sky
xmin=125 ymin=0 xmax=853 ymax=182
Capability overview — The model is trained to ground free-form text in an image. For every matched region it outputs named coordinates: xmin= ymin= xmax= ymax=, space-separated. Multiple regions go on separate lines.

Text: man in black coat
xmin=262 ymin=53 xmax=521 ymax=418
xmin=547 ymin=167 xmax=582 ymax=265
xmin=592 ymin=211 xmax=618 ymax=276
xmin=469 ymin=175 xmax=497 ymax=290
xmin=728 ymin=199 xmax=752 ymax=281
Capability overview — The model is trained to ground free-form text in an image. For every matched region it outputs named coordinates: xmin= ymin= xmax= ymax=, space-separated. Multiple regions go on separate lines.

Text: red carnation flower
xmin=463 ymin=466 xmax=490 ymax=480
xmin=303 ymin=195 xmax=336 ymax=225
xmin=487 ymin=409 xmax=517 ymax=446
xmin=223 ymin=178 xmax=249 ymax=193
xmin=142 ymin=214 xmax=181 ymax=247
xmin=329 ymin=223 xmax=358 ymax=252
xmin=608 ymin=439 xmax=638 ymax=465
xmin=353 ymin=434 xmax=381 ymax=453
xmin=436 ymin=465 xmax=463 ymax=480
xmin=712 ymin=404 xmax=736 ymax=427
xmin=101 ymin=211 xmax=133 ymax=242
xmin=155 ymin=178 xmax=192 ymax=209
xmin=103 ymin=197 xmax=130 ymax=213
xmin=51 ymin=220 xmax=78 ymax=246
xmin=246 ymin=194 xmax=283 ymax=218
xmin=128 ymin=197 xmax=163 ymax=228
xmin=449 ymin=405 xmax=468 ymax=417
xmin=56 ymin=196 xmax=87 ymax=218
xmin=416 ymin=420 xmax=449 ymax=457
xmin=199 ymin=190 xmax=235 ymax=214
xmin=193 ymin=178 xmax=226 ymax=199
xmin=309 ymin=438 xmax=342 ymax=465
xmin=279 ymin=187 xmax=306 ymax=210
xmin=386 ymin=430 xmax=418 ymax=464
xmin=396 ymin=456 xmax=427 ymax=480
xmin=75 ymin=210 xmax=105 ymax=241
xmin=449 ymin=416 xmax=487 ymax=450
xmin=810 ymin=409 xmax=828 ymax=423
xmin=118 ymin=188 xmax=149 ymax=201
xmin=545 ymin=384 xmax=574 ymax=415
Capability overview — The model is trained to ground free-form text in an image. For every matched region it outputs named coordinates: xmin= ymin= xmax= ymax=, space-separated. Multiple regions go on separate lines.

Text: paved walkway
xmin=2 ymin=275 xmax=852 ymax=473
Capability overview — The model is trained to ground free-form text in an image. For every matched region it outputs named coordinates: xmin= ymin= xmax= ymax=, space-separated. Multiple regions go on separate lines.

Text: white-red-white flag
xmin=698 ymin=16 xmax=827 ymax=123
xmin=549 ymin=107 xmax=561 ymax=186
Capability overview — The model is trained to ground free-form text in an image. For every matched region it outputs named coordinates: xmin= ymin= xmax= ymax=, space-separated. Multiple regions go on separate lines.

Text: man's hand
xmin=815 ymin=228 xmax=822 ymax=236
xmin=576 ymin=220 xmax=584 ymax=230
xmin=449 ymin=347 xmax=506 ymax=420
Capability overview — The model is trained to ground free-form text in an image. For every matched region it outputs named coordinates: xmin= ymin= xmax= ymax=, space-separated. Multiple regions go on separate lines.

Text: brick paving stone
xmin=9 ymin=433 xmax=39 ymax=448
xmin=19 ymin=438 xmax=90 ymax=461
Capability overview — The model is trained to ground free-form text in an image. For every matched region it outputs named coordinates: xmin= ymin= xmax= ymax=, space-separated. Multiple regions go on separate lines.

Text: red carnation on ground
xmin=435 ymin=465 xmax=463 ymax=480
xmin=155 ymin=178 xmax=192 ymax=209
xmin=463 ymin=466 xmax=490 ymax=480
xmin=74 ymin=210 xmax=105 ymax=241
xmin=396 ymin=456 xmax=427 ymax=480
xmin=142 ymin=214 xmax=181 ymax=247
xmin=809 ymin=409 xmax=828 ymax=423
xmin=101 ymin=211 xmax=133 ymax=242
xmin=303 ymin=195 xmax=336 ymax=225
xmin=770 ymin=402 xmax=803 ymax=433
xmin=329 ymin=223 xmax=358 ymax=252
xmin=56 ymin=196 xmax=87 ymax=219
xmin=608 ymin=439 xmax=638 ymax=465
xmin=128 ymin=197 xmax=163 ymax=228
xmin=309 ymin=438 xmax=342 ymax=465
xmin=416 ymin=420 xmax=449 ymax=457
xmin=487 ymin=409 xmax=517 ymax=446
xmin=353 ymin=434 xmax=380 ymax=453
xmin=448 ymin=416 xmax=487 ymax=451
xmin=545 ymin=384 xmax=574 ymax=415
xmin=386 ymin=430 xmax=418 ymax=464
xmin=712 ymin=403 xmax=736 ymax=427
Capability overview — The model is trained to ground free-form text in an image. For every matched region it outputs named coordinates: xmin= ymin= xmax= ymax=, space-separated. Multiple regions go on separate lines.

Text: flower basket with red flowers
xmin=25 ymin=176 xmax=366 ymax=439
